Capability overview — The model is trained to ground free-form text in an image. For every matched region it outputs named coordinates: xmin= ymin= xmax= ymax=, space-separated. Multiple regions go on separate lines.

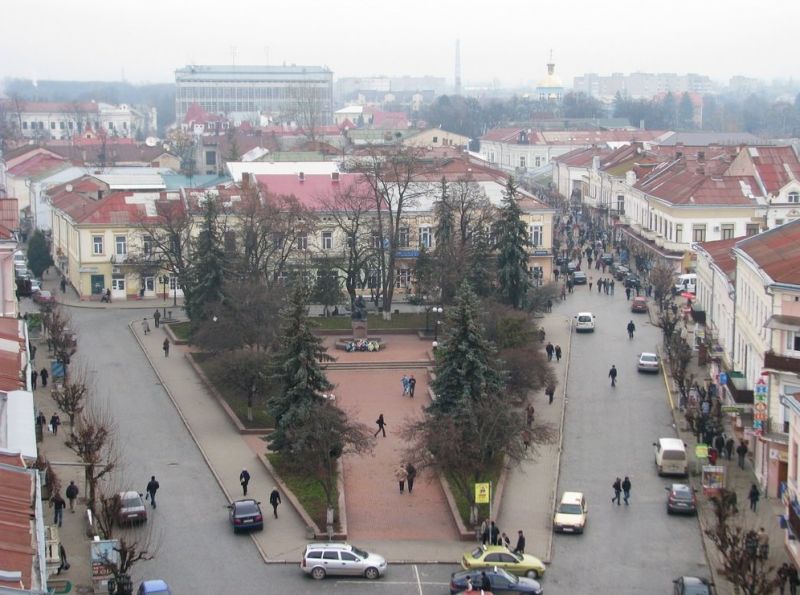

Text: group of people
xmin=394 ymin=462 xmax=417 ymax=494
xmin=238 ymin=469 xmax=283 ymax=517
xmin=36 ymin=411 xmax=61 ymax=435
xmin=401 ymin=374 xmax=417 ymax=397
xmin=29 ymin=367 xmax=50 ymax=390
xmin=611 ymin=476 xmax=633 ymax=505
xmin=479 ymin=520 xmax=526 ymax=554
xmin=544 ymin=342 xmax=562 ymax=363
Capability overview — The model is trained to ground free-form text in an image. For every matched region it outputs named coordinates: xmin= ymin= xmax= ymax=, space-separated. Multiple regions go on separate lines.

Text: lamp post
xmin=172 ymin=277 xmax=177 ymax=307
xmin=159 ymin=275 xmax=168 ymax=320
xmin=433 ymin=306 xmax=443 ymax=342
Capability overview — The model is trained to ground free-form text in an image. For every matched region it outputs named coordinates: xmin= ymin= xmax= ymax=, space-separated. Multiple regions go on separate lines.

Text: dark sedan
xmin=673 ymin=576 xmax=715 ymax=594
xmin=572 ymin=271 xmax=587 ymax=285
xmin=228 ymin=499 xmax=264 ymax=533
xmin=624 ymin=274 xmax=641 ymax=289
xmin=631 ymin=296 xmax=648 ymax=313
xmin=666 ymin=484 xmax=697 ymax=515
xmin=450 ymin=567 xmax=543 ymax=595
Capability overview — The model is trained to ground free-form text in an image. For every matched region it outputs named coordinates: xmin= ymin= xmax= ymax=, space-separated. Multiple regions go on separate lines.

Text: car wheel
xmin=364 ymin=567 xmax=380 ymax=580
xmin=526 ymin=570 xmax=540 ymax=579
xmin=311 ymin=567 xmax=326 ymax=580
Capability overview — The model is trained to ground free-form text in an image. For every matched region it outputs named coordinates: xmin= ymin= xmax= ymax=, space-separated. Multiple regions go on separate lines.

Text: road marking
xmin=333 ymin=579 xmax=447 ymax=586
xmin=414 ymin=564 xmax=424 ymax=595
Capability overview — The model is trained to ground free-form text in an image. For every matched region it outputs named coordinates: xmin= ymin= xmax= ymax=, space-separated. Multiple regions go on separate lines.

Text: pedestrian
xmin=757 ymin=526 xmax=769 ymax=559
xmin=546 ymin=298 xmax=552 ymax=313
xmin=60 ymin=276 xmax=67 ymax=293
xmin=401 ymin=374 xmax=409 ymax=396
xmin=708 ymin=447 xmax=718 ymax=466
xmin=57 ymin=543 xmax=70 ymax=574
xmin=141 ymin=317 xmax=150 ymax=335
xmin=40 ymin=367 xmax=49 ymax=387
xmin=625 ymin=286 xmax=631 ymax=300
xmin=737 ymin=440 xmax=749 ymax=469
xmin=588 ymin=276 xmax=593 ymax=291
xmin=31 ymin=369 xmax=38 ymax=390
xmin=538 ymin=328 xmax=546 ymax=342
xmin=65 ymin=480 xmax=79 ymax=512
xmin=480 ymin=520 xmax=490 ymax=545
xmin=627 ymin=321 xmax=636 ymax=339
xmin=545 ymin=342 xmax=554 ymax=361
xmin=146 ymin=476 xmax=160 ymax=508
xmin=269 ymin=487 xmax=282 ymax=518
xmin=500 ymin=532 xmax=511 ymax=549
xmin=51 ymin=492 xmax=65 ymax=527
xmin=513 ymin=529 xmax=526 ymax=555
xmin=239 ymin=468 xmax=250 ymax=496
xmin=50 ymin=413 xmax=61 ymax=436
xmin=612 ymin=477 xmax=622 ymax=505
xmin=608 ymin=364 xmax=618 ymax=387
xmin=554 ymin=345 xmax=562 ymax=362
xmin=395 ymin=464 xmax=408 ymax=494
xmin=36 ymin=411 xmax=47 ymax=432
xmin=622 ymin=476 xmax=632 ymax=505
xmin=408 ymin=375 xmax=416 ymax=398
xmin=546 ymin=385 xmax=555 ymax=404
xmin=790 ymin=565 xmax=800 ymax=595
xmin=153 ymin=309 xmax=161 ymax=328
xmin=526 ymin=403 xmax=535 ymax=427
xmin=725 ymin=437 xmax=735 ymax=460
xmin=162 ymin=338 xmax=170 ymax=357
xmin=480 ymin=571 xmax=492 ymax=591
xmin=778 ymin=563 xmax=791 ymax=595
xmin=714 ymin=434 xmax=725 ymax=455
xmin=490 ymin=521 xmax=500 ymax=546
xmin=105 ymin=288 xmax=111 ymax=303
xmin=405 ymin=463 xmax=417 ymax=494
xmin=748 ymin=483 xmax=760 ymax=512
xmin=522 ymin=429 xmax=531 ymax=450
xmin=374 ymin=413 xmax=386 ymax=437
xmin=610 ymin=279 xmax=615 ymax=295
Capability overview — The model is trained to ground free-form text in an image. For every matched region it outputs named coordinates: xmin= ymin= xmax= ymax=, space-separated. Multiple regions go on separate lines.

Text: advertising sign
xmin=753 ymin=378 xmax=768 ymax=435
xmin=474 ymin=483 xmax=490 ymax=504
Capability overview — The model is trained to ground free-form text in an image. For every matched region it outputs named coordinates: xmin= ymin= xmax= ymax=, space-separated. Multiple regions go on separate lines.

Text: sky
xmin=1 ymin=0 xmax=798 ymax=88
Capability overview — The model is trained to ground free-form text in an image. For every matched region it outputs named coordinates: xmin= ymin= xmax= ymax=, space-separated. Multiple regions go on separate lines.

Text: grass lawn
xmin=314 ymin=312 xmax=428 ymax=331
xmin=193 ymin=353 xmax=274 ymax=429
xmin=168 ymin=321 xmax=191 ymax=342
xmin=268 ymin=452 xmax=339 ymax=531
xmin=447 ymin=463 xmax=503 ymax=528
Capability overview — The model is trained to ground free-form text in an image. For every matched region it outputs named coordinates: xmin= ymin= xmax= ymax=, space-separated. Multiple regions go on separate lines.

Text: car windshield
xmin=470 ymin=547 xmax=484 ymax=558
xmin=641 ymin=354 xmax=657 ymax=362
xmin=673 ymin=486 xmax=692 ymax=498
xmin=578 ymin=316 xmax=591 ymax=322
xmin=350 ymin=546 xmax=368 ymax=559
xmin=558 ymin=503 xmax=583 ymax=514
xmin=122 ymin=496 xmax=141 ymax=508
xmin=235 ymin=501 xmax=259 ymax=514
xmin=682 ymin=584 xmax=711 ymax=595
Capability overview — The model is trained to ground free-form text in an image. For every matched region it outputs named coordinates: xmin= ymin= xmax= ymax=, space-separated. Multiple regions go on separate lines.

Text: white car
xmin=638 ymin=352 xmax=660 ymax=373
xmin=574 ymin=312 xmax=596 ymax=332
xmin=301 ymin=543 xmax=387 ymax=580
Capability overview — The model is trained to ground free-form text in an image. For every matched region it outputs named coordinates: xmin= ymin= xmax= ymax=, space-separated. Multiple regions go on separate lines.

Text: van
xmin=653 ymin=437 xmax=688 ymax=476
xmin=673 ymin=273 xmax=696 ymax=295
xmin=13 ymin=251 xmax=25 ymax=266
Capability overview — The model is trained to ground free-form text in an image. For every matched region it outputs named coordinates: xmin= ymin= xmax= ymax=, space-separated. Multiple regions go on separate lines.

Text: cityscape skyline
xmin=1 ymin=0 xmax=798 ymax=88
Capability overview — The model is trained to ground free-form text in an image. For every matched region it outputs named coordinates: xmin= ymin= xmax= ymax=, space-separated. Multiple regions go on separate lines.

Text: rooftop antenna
xmin=454 ymin=39 xmax=462 ymax=96
xmin=230 ymin=46 xmax=237 ymax=67
xmin=264 ymin=46 xmax=270 ymax=65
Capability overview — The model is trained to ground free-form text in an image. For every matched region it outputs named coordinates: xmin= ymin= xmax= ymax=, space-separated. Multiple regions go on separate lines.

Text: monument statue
xmin=351 ymin=296 xmax=367 ymax=321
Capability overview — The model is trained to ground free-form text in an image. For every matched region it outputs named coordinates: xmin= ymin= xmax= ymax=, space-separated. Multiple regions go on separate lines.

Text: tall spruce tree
xmin=27 ymin=229 xmax=53 ymax=277
xmin=267 ymin=285 xmax=335 ymax=452
xmin=433 ymin=178 xmax=457 ymax=303
xmin=428 ymin=281 xmax=504 ymax=417
xmin=185 ymin=196 xmax=227 ymax=320
xmin=495 ymin=178 xmax=530 ymax=308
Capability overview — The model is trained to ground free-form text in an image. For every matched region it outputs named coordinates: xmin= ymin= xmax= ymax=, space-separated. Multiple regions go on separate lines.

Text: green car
xmin=461 ymin=545 xmax=546 ymax=579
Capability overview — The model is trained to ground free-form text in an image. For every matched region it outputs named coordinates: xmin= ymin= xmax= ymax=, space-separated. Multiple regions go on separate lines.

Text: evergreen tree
xmin=413 ymin=245 xmax=436 ymax=304
xmin=312 ymin=258 xmax=343 ymax=316
xmin=494 ymin=178 xmax=530 ymax=308
xmin=433 ymin=178 xmax=456 ymax=302
xmin=267 ymin=285 xmax=334 ymax=452
xmin=185 ymin=196 xmax=227 ymax=320
xmin=26 ymin=229 xmax=53 ymax=277
xmin=429 ymin=282 xmax=504 ymax=417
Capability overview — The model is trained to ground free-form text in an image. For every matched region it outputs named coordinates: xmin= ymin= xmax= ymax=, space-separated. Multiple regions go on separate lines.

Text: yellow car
xmin=461 ymin=545 xmax=546 ymax=579
xmin=553 ymin=491 xmax=587 ymax=534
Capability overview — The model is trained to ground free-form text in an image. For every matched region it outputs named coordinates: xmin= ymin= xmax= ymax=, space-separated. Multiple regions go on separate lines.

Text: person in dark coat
xmin=405 ymin=463 xmax=417 ymax=494
xmin=513 ymin=530 xmax=526 ymax=554
xmin=65 ymin=481 xmax=79 ymax=512
xmin=269 ymin=488 xmax=282 ymax=518
xmin=748 ymin=483 xmax=760 ymax=512
xmin=50 ymin=413 xmax=61 ymax=436
xmin=714 ymin=434 xmax=726 ymax=455
xmin=546 ymin=385 xmax=555 ymax=404
xmin=612 ymin=477 xmax=622 ymax=505
xmin=480 ymin=571 xmax=491 ymax=591
xmin=622 ymin=476 xmax=632 ymax=505
xmin=51 ymin=492 xmax=65 ymax=527
xmin=374 ymin=414 xmax=386 ymax=437
xmin=725 ymin=437 xmax=735 ymax=460
xmin=737 ymin=441 xmax=749 ymax=469
xmin=408 ymin=375 xmax=416 ymax=398
xmin=554 ymin=345 xmax=562 ymax=362
xmin=31 ymin=369 xmax=38 ymax=390
xmin=545 ymin=342 xmax=554 ymax=361
xmin=146 ymin=476 xmax=160 ymax=508
xmin=239 ymin=469 xmax=250 ymax=496
xmin=162 ymin=338 xmax=170 ymax=357
xmin=36 ymin=411 xmax=47 ymax=431
xmin=490 ymin=521 xmax=500 ymax=546
xmin=40 ymin=367 xmax=49 ymax=387
xmin=153 ymin=309 xmax=161 ymax=328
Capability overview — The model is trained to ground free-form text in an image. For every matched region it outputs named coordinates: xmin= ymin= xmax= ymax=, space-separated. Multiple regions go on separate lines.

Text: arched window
xmin=788 ymin=191 xmax=799 ymax=203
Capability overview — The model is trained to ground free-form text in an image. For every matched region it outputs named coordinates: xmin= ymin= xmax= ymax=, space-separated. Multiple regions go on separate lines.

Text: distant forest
xmin=3 ymin=78 xmax=175 ymax=135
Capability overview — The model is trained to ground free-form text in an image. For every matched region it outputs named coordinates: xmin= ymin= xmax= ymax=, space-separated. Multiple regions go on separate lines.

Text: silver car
xmin=638 ymin=352 xmax=661 ymax=373
xmin=301 ymin=542 xmax=387 ymax=580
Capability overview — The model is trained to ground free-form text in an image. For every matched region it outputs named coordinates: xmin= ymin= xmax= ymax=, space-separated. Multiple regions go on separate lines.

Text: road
xmin=546 ymin=283 xmax=710 ymax=593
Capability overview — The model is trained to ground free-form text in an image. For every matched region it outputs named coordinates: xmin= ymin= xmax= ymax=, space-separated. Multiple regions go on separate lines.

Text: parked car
xmin=574 ymin=312 xmax=596 ymax=332
xmin=137 ymin=580 xmax=173 ymax=595
xmin=638 ymin=352 xmax=660 ymax=373
xmin=601 ymin=253 xmax=614 ymax=264
xmin=624 ymin=274 xmax=641 ymax=289
xmin=553 ymin=491 xmax=587 ymax=533
xmin=631 ymin=296 xmax=648 ymax=313
xmin=450 ymin=567 xmax=543 ymax=595
xmin=666 ymin=484 xmax=697 ymax=515
xmin=116 ymin=491 xmax=147 ymax=525
xmin=566 ymin=261 xmax=577 ymax=273
xmin=673 ymin=576 xmax=715 ymax=595
xmin=461 ymin=545 xmax=546 ymax=579
xmin=228 ymin=499 xmax=263 ymax=533
xmin=33 ymin=290 xmax=55 ymax=305
xmin=301 ymin=542 xmax=387 ymax=580
xmin=572 ymin=271 xmax=587 ymax=285
xmin=613 ymin=265 xmax=630 ymax=280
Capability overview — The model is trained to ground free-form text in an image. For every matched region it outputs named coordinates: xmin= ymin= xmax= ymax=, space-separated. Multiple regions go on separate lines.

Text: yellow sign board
xmin=695 ymin=444 xmax=709 ymax=459
xmin=475 ymin=482 xmax=491 ymax=504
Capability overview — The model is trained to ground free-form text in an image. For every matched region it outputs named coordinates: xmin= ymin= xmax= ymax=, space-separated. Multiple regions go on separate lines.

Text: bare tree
xmin=64 ymin=401 xmax=118 ymax=509
xmin=650 ymin=261 xmax=676 ymax=309
xmin=51 ymin=364 xmax=91 ymax=427
xmin=283 ymin=84 xmax=327 ymax=142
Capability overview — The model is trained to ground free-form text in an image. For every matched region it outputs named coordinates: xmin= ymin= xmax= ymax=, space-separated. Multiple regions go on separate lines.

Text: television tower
xmin=454 ymin=39 xmax=462 ymax=96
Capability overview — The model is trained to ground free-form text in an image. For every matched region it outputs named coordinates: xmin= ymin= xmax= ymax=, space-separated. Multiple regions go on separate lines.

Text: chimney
xmin=241 ymin=171 xmax=251 ymax=192
xmin=675 ymin=142 xmax=684 ymax=160
xmin=331 ymin=171 xmax=340 ymax=182
xmin=697 ymin=150 xmax=705 ymax=162
xmin=298 ymin=172 xmax=305 ymax=182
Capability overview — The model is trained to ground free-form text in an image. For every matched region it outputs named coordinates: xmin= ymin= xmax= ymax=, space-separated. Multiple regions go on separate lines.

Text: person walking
xmin=40 ymin=367 xmax=49 ymax=387
xmin=408 ymin=375 xmax=416 ymax=398
xmin=748 ymin=483 xmax=760 ymax=512
xmin=141 ymin=317 xmax=150 ymax=335
xmin=757 ymin=526 xmax=770 ymax=559
xmin=526 ymin=404 xmax=535 ymax=426
xmin=31 ymin=369 xmax=38 ymax=390
xmin=36 ymin=411 xmax=47 ymax=433
xmin=588 ymin=276 xmax=593 ymax=291
xmin=51 ymin=492 xmax=66 ymax=527
xmin=65 ymin=481 xmax=79 ymax=512
xmin=545 ymin=342 xmax=554 ymax=362
xmin=610 ymin=279 xmax=615 ymax=295
xmin=622 ymin=476 xmax=632 ymax=505
xmin=779 ymin=563 xmax=791 ymax=595
xmin=395 ymin=464 xmax=408 ymax=494
xmin=612 ymin=477 xmax=622 ymax=505
xmin=50 ymin=413 xmax=61 ymax=436
xmin=513 ymin=529 xmax=526 ymax=555
xmin=737 ymin=440 xmax=749 ymax=469
xmin=406 ymin=463 xmax=417 ymax=494
xmin=153 ymin=309 xmax=161 ymax=328
xmin=625 ymin=286 xmax=631 ymax=300
xmin=790 ymin=565 xmax=800 ymax=595
xmin=714 ymin=434 xmax=725 ymax=456
xmin=239 ymin=469 xmax=250 ymax=496
xmin=546 ymin=385 xmax=555 ymax=404
xmin=490 ymin=521 xmax=500 ymax=546
xmin=480 ymin=520 xmax=490 ymax=545
xmin=554 ymin=345 xmax=562 ymax=362
xmin=374 ymin=414 xmax=386 ymax=437
xmin=162 ymin=338 xmax=170 ymax=357
xmin=500 ymin=532 xmax=511 ymax=549
xmin=269 ymin=488 xmax=282 ymax=518
xmin=480 ymin=571 xmax=492 ymax=591
xmin=725 ymin=437 xmax=735 ymax=460
xmin=401 ymin=374 xmax=409 ymax=396
xmin=146 ymin=476 xmax=160 ymax=508
xmin=608 ymin=364 xmax=618 ymax=387
xmin=598 ymin=278 xmax=603 ymax=293
xmin=627 ymin=320 xmax=636 ymax=339
xmin=60 ymin=276 xmax=67 ymax=293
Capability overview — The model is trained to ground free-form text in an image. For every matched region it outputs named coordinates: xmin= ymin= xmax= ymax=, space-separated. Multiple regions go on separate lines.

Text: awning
xmin=618 ymin=226 xmax=683 ymax=260
xmin=765 ymin=314 xmax=800 ymax=331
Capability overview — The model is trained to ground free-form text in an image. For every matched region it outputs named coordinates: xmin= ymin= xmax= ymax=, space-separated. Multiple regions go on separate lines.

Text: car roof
xmin=560 ymin=491 xmax=584 ymax=503
xmin=658 ymin=437 xmax=685 ymax=448
xmin=640 ymin=352 xmax=658 ymax=358
xmin=671 ymin=483 xmax=692 ymax=492
xmin=576 ymin=312 xmax=593 ymax=316
xmin=119 ymin=490 xmax=141 ymax=499
xmin=142 ymin=579 xmax=169 ymax=589
xmin=306 ymin=542 xmax=352 ymax=550
xmin=633 ymin=296 xmax=646 ymax=301
xmin=680 ymin=576 xmax=710 ymax=585
xmin=233 ymin=498 xmax=260 ymax=506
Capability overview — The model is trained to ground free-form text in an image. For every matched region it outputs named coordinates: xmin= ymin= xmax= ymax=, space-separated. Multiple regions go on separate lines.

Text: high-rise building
xmin=174 ymin=65 xmax=333 ymax=125
xmin=573 ymin=72 xmax=714 ymax=100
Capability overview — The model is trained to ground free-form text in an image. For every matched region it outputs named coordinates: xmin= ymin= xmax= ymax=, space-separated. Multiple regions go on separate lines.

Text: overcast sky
xmin=2 ymin=0 xmax=797 ymax=87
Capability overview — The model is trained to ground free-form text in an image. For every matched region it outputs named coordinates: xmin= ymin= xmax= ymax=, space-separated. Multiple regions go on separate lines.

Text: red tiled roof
xmin=736 ymin=219 xmax=800 ymax=286
xmin=0 ymin=99 xmax=98 ymax=113
xmin=695 ymin=236 xmax=743 ymax=278
xmin=47 ymin=143 xmax=171 ymax=165
xmin=370 ymin=111 xmax=409 ymax=129
xmin=0 ymin=455 xmax=36 ymax=590
xmin=480 ymin=127 xmax=523 ymax=142
xmin=553 ymin=146 xmax=612 ymax=167
xmin=747 ymin=146 xmax=800 ymax=194
xmin=52 ymin=190 xmax=179 ymax=225
xmin=0 ymin=317 xmax=24 ymax=392
xmin=184 ymin=102 xmax=225 ymax=124
xmin=255 ymin=174 xmax=370 ymax=211
xmin=7 ymin=154 xmax=66 ymax=178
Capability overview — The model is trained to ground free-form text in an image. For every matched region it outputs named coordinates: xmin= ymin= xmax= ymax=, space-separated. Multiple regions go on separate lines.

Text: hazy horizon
xmin=2 ymin=0 xmax=798 ymax=88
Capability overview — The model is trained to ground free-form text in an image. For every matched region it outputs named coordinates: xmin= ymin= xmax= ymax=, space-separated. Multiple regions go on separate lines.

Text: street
xmin=546 ymin=282 xmax=710 ymax=593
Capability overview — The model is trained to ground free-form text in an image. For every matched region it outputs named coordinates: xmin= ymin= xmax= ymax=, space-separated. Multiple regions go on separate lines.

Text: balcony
xmin=764 ymin=350 xmax=800 ymax=375
xmin=725 ymin=371 xmax=753 ymax=405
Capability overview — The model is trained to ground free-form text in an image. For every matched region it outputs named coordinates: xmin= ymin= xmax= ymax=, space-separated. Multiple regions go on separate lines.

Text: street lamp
xmin=433 ymin=306 xmax=443 ymax=342
xmin=172 ymin=277 xmax=177 ymax=307
xmin=159 ymin=275 xmax=168 ymax=320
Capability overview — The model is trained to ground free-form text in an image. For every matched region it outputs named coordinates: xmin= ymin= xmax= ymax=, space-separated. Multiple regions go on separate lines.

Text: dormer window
xmin=788 ymin=191 xmax=799 ymax=204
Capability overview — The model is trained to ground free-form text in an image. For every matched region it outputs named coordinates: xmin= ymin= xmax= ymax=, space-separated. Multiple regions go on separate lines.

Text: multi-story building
xmin=174 ymin=65 xmax=334 ymax=125
xmin=572 ymin=71 xmax=714 ymax=101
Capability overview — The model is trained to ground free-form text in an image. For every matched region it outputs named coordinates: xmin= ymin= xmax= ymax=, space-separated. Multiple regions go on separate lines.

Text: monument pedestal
xmin=352 ymin=320 xmax=368 ymax=339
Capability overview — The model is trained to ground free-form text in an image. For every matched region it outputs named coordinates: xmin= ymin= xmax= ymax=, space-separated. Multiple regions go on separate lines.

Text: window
xmin=520 ymin=156 xmax=526 ymax=168
xmin=789 ymin=191 xmax=800 ymax=204
xmin=142 ymin=235 xmax=153 ymax=256
xmin=530 ymin=224 xmax=543 ymax=247
xmin=108 ymin=122 xmax=114 ymax=130
xmin=168 ymin=275 xmax=179 ymax=290
xmin=59 ymin=121 xmax=65 ymax=129
xmin=68 ymin=121 xmax=73 ymax=130
xmin=746 ymin=224 xmax=760 ymax=236
xmin=675 ymin=224 xmax=683 ymax=244
xmin=93 ymin=235 xmax=104 ymax=255
xmin=535 ymin=156 xmax=541 ymax=167
xmin=395 ymin=268 xmax=410 ymax=288
xmin=371 ymin=231 xmax=382 ymax=249
xmin=340 ymin=552 xmax=358 ymax=562
xmin=787 ymin=332 xmax=800 ymax=353
xmin=692 ymin=224 xmax=706 ymax=242
xmin=720 ymin=224 xmax=735 ymax=240
xmin=322 ymin=231 xmax=333 ymax=250
xmin=398 ymin=227 xmax=409 ymax=248
xmin=205 ymin=150 xmax=216 ymax=166
xmin=616 ymin=195 xmax=625 ymax=213
xmin=296 ymin=232 xmax=308 ymax=250
xmin=489 ymin=152 xmax=495 ymax=163
xmin=50 ymin=122 xmax=56 ymax=130
xmin=419 ymin=227 xmax=431 ymax=248
xmin=115 ymin=235 xmax=127 ymax=256
xmin=432 ymin=136 xmax=438 ymax=143
xmin=322 ymin=551 xmax=339 ymax=561
xmin=22 ymin=121 xmax=28 ymax=130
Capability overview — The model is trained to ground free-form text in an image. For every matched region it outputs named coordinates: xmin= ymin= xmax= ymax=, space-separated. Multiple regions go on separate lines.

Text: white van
xmin=653 ymin=437 xmax=688 ymax=476
xmin=673 ymin=273 xmax=696 ymax=295
xmin=13 ymin=251 xmax=25 ymax=266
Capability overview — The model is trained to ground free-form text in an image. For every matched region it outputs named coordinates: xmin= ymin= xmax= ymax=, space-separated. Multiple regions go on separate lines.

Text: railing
xmin=764 ymin=351 xmax=800 ymax=375
xmin=726 ymin=373 xmax=754 ymax=405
